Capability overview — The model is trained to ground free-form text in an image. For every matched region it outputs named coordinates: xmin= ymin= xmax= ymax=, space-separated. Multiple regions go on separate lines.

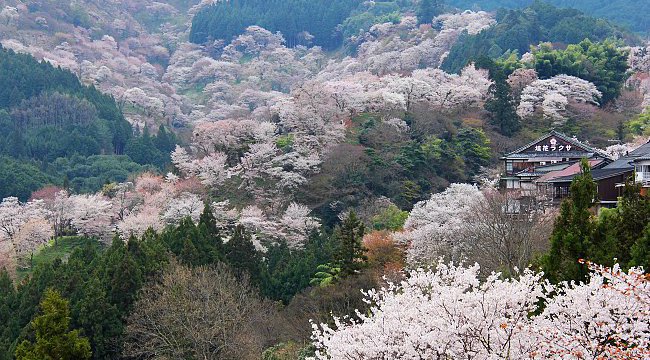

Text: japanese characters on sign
xmin=534 ymin=138 xmax=572 ymax=152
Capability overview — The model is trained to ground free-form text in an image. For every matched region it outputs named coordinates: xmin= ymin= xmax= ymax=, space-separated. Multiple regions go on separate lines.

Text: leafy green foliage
xmin=309 ymin=264 xmax=342 ymax=288
xmin=50 ymin=155 xmax=150 ymax=195
xmin=371 ymin=204 xmax=409 ymax=231
xmin=441 ymin=2 xmax=631 ymax=73
xmin=0 ymin=156 xmax=55 ymax=201
xmin=340 ymin=2 xmax=402 ymax=41
xmin=531 ymin=39 xmax=630 ymax=104
xmin=0 ymin=47 xmax=131 ymax=155
xmin=302 ymin=115 xmax=491 ymax=222
xmin=190 ymin=0 xmax=364 ymax=49
xmin=627 ymin=110 xmax=650 ymax=136
xmin=14 ymin=289 xmax=91 ymax=360
xmin=262 ymin=232 xmax=335 ymax=303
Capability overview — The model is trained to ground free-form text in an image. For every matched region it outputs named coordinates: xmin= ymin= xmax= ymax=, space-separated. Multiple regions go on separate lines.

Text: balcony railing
xmin=637 ymin=172 xmax=650 ymax=186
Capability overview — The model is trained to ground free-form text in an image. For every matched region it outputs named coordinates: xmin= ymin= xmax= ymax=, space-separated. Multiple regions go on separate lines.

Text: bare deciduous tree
xmin=465 ymin=190 xmax=555 ymax=275
xmin=122 ymin=261 xmax=280 ymax=360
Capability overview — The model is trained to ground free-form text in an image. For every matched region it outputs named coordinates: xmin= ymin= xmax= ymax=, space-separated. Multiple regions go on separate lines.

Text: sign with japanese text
xmin=524 ymin=137 xmax=582 ymax=153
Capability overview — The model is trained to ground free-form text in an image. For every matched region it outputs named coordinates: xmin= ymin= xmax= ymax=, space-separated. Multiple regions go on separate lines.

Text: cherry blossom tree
xmin=310 ymin=261 xmax=650 ymax=360
xmin=435 ymin=11 xmax=496 ymax=35
xmin=398 ymin=184 xmax=484 ymax=265
xmin=518 ymin=75 xmax=602 ymax=125
xmin=507 ymin=68 xmax=538 ymax=99
xmin=310 ymin=262 xmax=545 ymax=359
xmin=116 ymin=206 xmax=164 ymax=239
xmin=45 ymin=191 xmax=74 ymax=237
xmin=0 ymin=197 xmax=47 ymax=242
xmin=13 ymin=218 xmax=53 ymax=267
xmin=70 ymin=194 xmax=113 ymax=241
xmin=532 ymin=261 xmax=650 ymax=360
xmin=278 ymin=203 xmax=320 ymax=249
xmin=161 ymin=192 xmax=203 ymax=225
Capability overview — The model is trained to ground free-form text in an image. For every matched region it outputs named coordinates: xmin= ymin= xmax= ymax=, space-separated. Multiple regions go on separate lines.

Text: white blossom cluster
xmin=517 ymin=75 xmax=602 ymax=125
xmin=397 ymin=183 xmax=484 ymax=265
xmin=311 ymin=261 xmax=650 ymax=360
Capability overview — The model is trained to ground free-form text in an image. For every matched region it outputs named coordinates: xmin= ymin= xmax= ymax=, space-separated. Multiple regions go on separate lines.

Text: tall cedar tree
xmin=334 ymin=212 xmax=368 ymax=276
xmin=479 ymin=57 xmax=521 ymax=137
xmin=630 ymin=225 xmax=650 ymax=270
xmin=417 ymin=0 xmax=443 ymax=24
xmin=613 ymin=181 xmax=650 ymax=266
xmin=543 ymin=159 xmax=597 ymax=283
xmin=15 ymin=289 xmax=91 ymax=360
xmin=225 ymin=225 xmax=263 ymax=284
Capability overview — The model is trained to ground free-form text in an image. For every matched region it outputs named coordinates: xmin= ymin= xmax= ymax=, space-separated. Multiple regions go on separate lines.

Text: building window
xmin=506 ymin=161 xmax=513 ymax=172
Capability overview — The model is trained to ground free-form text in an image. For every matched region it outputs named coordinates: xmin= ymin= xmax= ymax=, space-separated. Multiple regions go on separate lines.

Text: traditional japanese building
xmin=500 ymin=130 xmax=611 ymax=193
xmin=544 ymin=141 xmax=650 ymax=207
xmin=501 ymin=131 xmax=650 ymax=208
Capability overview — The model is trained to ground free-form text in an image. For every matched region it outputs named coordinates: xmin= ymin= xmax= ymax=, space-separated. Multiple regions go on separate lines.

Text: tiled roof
xmin=535 ymin=159 xmax=605 ymax=183
xmin=604 ymin=140 xmax=650 ymax=169
xmin=546 ymin=168 xmax=633 ymax=183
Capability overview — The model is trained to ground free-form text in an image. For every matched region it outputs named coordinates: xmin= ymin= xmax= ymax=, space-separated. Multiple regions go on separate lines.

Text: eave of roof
xmin=502 ymin=151 xmax=598 ymax=159
xmin=503 ymin=130 xmax=609 ymax=158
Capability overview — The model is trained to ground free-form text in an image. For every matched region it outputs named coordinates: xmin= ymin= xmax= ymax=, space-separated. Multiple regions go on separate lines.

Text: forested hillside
xmin=0 ymin=48 xmax=176 ymax=200
xmin=190 ymin=0 xmax=366 ymax=48
xmin=0 ymin=0 xmax=649 ymax=358
xmin=447 ymin=0 xmax=650 ymax=35
xmin=442 ymin=1 xmax=633 ymax=73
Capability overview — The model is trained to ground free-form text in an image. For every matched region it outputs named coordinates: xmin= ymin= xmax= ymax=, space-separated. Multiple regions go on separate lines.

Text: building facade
xmin=501 ymin=131 xmax=650 ymax=208
xmin=500 ymin=131 xmax=611 ymax=193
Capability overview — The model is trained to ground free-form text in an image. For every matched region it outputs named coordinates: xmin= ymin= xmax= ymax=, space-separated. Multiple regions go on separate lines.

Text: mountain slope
xmin=447 ymin=0 xmax=650 ymax=35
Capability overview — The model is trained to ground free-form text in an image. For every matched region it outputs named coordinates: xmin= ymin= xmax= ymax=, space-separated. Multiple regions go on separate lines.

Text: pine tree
xmin=198 ymin=202 xmax=223 ymax=262
xmin=15 ymin=289 xmax=91 ymax=360
xmin=543 ymin=159 xmax=597 ymax=283
xmin=100 ymin=238 xmax=142 ymax=314
xmin=198 ymin=202 xmax=220 ymax=239
xmin=153 ymin=125 xmax=175 ymax=154
xmin=334 ymin=212 xmax=368 ymax=277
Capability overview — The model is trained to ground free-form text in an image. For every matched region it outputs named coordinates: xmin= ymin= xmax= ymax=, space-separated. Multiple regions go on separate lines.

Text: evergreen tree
xmin=224 ymin=225 xmax=262 ymax=284
xmin=180 ymin=237 xmax=201 ymax=266
xmin=72 ymin=278 xmax=122 ymax=360
xmin=153 ymin=125 xmax=175 ymax=154
xmin=480 ymin=58 xmax=521 ymax=137
xmin=198 ymin=202 xmax=220 ymax=239
xmin=630 ymin=225 xmax=650 ymax=270
xmin=14 ymin=289 xmax=91 ymax=360
xmin=542 ymin=159 xmax=597 ymax=283
xmin=334 ymin=212 xmax=368 ymax=277
xmin=613 ymin=181 xmax=650 ymax=266
xmin=100 ymin=238 xmax=143 ymax=314
xmin=417 ymin=0 xmax=443 ymax=25
xmin=0 ymin=270 xmax=15 ymax=358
